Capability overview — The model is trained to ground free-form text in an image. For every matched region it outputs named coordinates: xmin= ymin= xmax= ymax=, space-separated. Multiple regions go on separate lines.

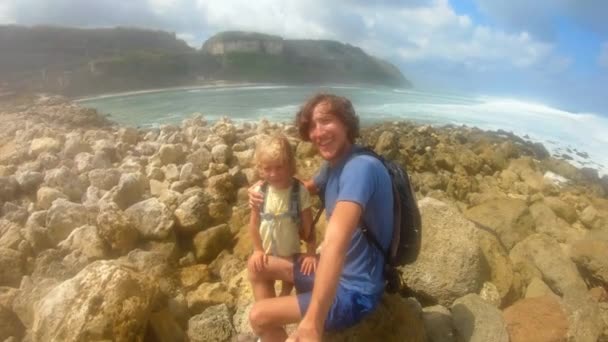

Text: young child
xmin=249 ymin=134 xmax=316 ymax=296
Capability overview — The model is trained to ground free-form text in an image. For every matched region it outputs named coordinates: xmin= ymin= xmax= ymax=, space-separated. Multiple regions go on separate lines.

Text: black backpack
xmin=313 ymin=146 xmax=422 ymax=293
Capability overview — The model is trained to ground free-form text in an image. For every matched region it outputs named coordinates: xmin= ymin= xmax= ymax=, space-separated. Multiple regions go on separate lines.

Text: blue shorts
xmin=293 ymin=254 xmax=382 ymax=331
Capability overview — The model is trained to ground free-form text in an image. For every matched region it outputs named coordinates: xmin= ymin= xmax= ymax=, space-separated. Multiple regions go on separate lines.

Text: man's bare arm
xmin=296 ymin=201 xmax=362 ymax=334
xmin=302 ymin=179 xmax=318 ymax=196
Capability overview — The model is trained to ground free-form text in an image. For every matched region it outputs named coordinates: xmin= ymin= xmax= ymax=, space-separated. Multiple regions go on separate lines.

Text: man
xmin=247 ymin=93 xmax=394 ymax=341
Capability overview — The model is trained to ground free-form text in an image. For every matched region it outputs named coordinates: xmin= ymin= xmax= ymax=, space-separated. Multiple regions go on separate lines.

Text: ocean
xmin=77 ymin=84 xmax=608 ymax=176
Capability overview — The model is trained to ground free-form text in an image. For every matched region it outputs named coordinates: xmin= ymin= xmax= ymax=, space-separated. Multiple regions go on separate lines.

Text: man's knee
xmin=248 ymin=303 xmax=267 ymax=334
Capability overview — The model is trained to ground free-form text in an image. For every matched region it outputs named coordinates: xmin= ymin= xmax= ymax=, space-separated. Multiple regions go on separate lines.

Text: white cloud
xmin=599 ymin=42 xmax=608 ymax=68
xmin=0 ymin=2 xmax=15 ymax=24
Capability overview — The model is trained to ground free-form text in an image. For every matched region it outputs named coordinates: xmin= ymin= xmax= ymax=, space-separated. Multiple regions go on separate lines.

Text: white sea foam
xmin=80 ymin=85 xmax=608 ymax=176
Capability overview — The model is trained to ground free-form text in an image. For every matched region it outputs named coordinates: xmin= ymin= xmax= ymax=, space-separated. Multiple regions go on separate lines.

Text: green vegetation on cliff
xmin=0 ymin=27 xmax=411 ymax=96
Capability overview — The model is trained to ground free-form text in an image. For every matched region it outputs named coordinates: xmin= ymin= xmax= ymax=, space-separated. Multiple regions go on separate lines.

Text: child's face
xmin=261 ymin=159 xmax=291 ymax=188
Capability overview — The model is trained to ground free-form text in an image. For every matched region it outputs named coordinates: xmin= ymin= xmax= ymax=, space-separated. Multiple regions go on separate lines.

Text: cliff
xmin=0 ymin=27 xmax=411 ymax=96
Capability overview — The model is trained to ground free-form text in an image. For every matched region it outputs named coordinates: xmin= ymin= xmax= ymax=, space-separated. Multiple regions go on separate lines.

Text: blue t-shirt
xmin=314 ymin=145 xmax=394 ymax=295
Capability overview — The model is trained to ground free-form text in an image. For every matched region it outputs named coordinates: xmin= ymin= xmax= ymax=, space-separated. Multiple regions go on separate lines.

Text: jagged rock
xmin=507 ymin=157 xmax=544 ymax=193
xmin=178 ymin=264 xmax=213 ymax=290
xmin=375 ymin=130 xmax=397 ymax=159
xmin=503 ymin=295 xmax=568 ymax=342
xmin=136 ymin=141 xmax=161 ymax=156
xmin=119 ymin=249 xmax=172 ymax=279
xmin=400 ymin=198 xmax=486 ymax=306
xmin=529 ymin=202 xmax=581 ymax=243
xmin=0 ymin=248 xmax=23 ymax=287
xmin=58 ymin=224 xmax=105 ymax=257
xmin=580 ymin=205 xmax=606 ymax=230
xmin=15 ymin=171 xmax=43 ymax=193
xmin=451 ymin=294 xmax=508 ymax=342
xmin=92 ymin=139 xmax=119 ymax=163
xmin=159 ymin=144 xmax=185 ymax=165
xmin=118 ymin=127 xmax=139 ymax=145
xmin=0 ymin=176 xmax=20 ymax=202
xmin=207 ymin=173 xmax=235 ymax=201
xmin=31 ymin=260 xmax=158 ymax=342
xmin=325 ymin=294 xmax=426 ymax=341
xmin=36 ymin=151 xmax=60 ymax=170
xmin=208 ymin=200 xmax=230 ymax=224
xmin=170 ymin=180 xmax=190 ymax=193
xmin=212 ymin=121 xmax=237 ymax=145
xmin=62 ymin=134 xmax=91 ymax=158
xmin=193 ymin=224 xmax=231 ymax=263
xmin=29 ymin=137 xmax=61 ymax=157
xmin=88 ymin=168 xmax=121 ymax=190
xmin=543 ymin=196 xmax=577 ymax=224
xmin=114 ymin=172 xmax=147 ymax=209
xmin=464 ymin=198 xmax=534 ymax=250
xmin=0 ymin=219 xmax=24 ymax=250
xmin=296 ymin=141 xmax=316 ymax=159
xmin=187 ymin=303 xmax=235 ymax=342
xmin=233 ymin=149 xmax=254 ymax=168
xmin=0 ymin=305 xmax=25 ymax=341
xmin=509 ymin=234 xmax=587 ymax=295
xmin=23 ymin=211 xmax=52 ymax=254
xmin=45 ymin=199 xmax=89 ymax=246
xmin=2 ymin=202 xmax=28 ymax=225
xmin=209 ymin=251 xmax=245 ymax=283
xmin=186 ymin=282 xmax=234 ymax=314
xmin=44 ymin=166 xmax=86 ymax=201
xmin=187 ymin=147 xmax=212 ymax=172
xmin=422 ymin=305 xmax=455 ymax=342
xmin=163 ymin=163 xmax=180 ymax=182
xmin=479 ymin=282 xmax=501 ymax=307
xmin=211 ymin=144 xmax=232 ymax=164
xmin=148 ymin=309 xmax=185 ymax=342
xmin=571 ymin=239 xmax=608 ymax=285
xmin=36 ymin=187 xmax=68 ymax=210
xmin=125 ymin=198 xmax=174 ymax=240
xmin=174 ymin=194 xmax=209 ymax=234
xmin=147 ymin=166 xmax=165 ymax=181
xmin=562 ymin=289 xmax=604 ymax=342
xmin=525 ymin=277 xmax=556 ymax=298
xmin=96 ymin=203 xmax=139 ymax=254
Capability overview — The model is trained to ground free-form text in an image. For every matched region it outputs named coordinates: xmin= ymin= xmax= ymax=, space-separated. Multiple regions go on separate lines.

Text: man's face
xmin=309 ymin=101 xmax=351 ymax=165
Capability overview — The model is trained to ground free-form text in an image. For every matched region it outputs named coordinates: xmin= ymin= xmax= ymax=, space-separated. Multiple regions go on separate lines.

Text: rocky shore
xmin=0 ymin=95 xmax=607 ymax=341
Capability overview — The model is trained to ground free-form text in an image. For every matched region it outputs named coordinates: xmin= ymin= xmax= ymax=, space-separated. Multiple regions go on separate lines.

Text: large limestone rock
xmin=36 ymin=186 xmax=68 ymax=210
xmin=57 ymin=225 xmax=108 ymax=262
xmin=15 ymin=170 xmax=44 ymax=194
xmin=529 ymin=202 xmax=581 ymax=243
xmin=571 ymin=239 xmax=608 ymax=285
xmin=113 ymin=172 xmax=147 ymax=210
xmin=543 ymin=196 xmax=577 ymax=224
xmin=29 ymin=137 xmax=61 ymax=157
xmin=451 ymin=294 xmax=509 ymax=342
xmin=477 ymin=230 xmax=514 ymax=304
xmin=193 ymin=224 xmax=232 ymax=263
xmin=125 ymin=198 xmax=175 ymax=240
xmin=159 ymin=144 xmax=185 ymax=166
xmin=88 ymin=168 xmax=121 ymax=191
xmin=503 ymin=295 xmax=568 ymax=342
xmin=186 ymin=282 xmax=235 ymax=314
xmin=0 ymin=305 xmax=25 ymax=341
xmin=400 ymin=198 xmax=486 ymax=306
xmin=0 ymin=248 xmax=23 ymax=287
xmin=174 ymin=194 xmax=209 ymax=234
xmin=45 ymin=199 xmax=89 ymax=246
xmin=44 ymin=166 xmax=86 ymax=202
xmin=62 ymin=133 xmax=91 ymax=158
xmin=464 ymin=198 xmax=534 ymax=250
xmin=31 ymin=260 xmax=158 ymax=342
xmin=178 ymin=264 xmax=213 ymax=290
xmin=148 ymin=309 xmax=185 ymax=342
xmin=233 ymin=149 xmax=254 ymax=168
xmin=187 ymin=147 xmax=212 ymax=172
xmin=96 ymin=203 xmax=139 ymax=255
xmin=422 ymin=305 xmax=455 ymax=342
xmin=0 ymin=176 xmax=19 ymax=202
xmin=509 ymin=234 xmax=587 ymax=296
xmin=187 ymin=303 xmax=235 ymax=342
xmin=325 ymin=294 xmax=426 ymax=341
xmin=211 ymin=144 xmax=232 ymax=164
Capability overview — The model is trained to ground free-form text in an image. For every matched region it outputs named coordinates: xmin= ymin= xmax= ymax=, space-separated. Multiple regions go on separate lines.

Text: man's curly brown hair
xmin=295 ymin=93 xmax=360 ymax=143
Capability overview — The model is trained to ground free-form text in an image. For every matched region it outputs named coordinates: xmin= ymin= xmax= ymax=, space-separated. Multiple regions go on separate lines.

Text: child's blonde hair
xmin=254 ymin=134 xmax=296 ymax=177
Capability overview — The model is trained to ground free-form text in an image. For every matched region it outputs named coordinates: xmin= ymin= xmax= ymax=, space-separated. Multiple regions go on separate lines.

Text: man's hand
xmin=251 ymin=250 xmax=268 ymax=272
xmin=299 ymin=253 xmax=318 ymax=276
xmin=286 ymin=320 xmax=322 ymax=342
xmin=248 ymin=181 xmax=264 ymax=210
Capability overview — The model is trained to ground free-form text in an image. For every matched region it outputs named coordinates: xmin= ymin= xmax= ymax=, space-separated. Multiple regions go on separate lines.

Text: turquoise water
xmin=78 ymin=84 xmax=608 ymax=175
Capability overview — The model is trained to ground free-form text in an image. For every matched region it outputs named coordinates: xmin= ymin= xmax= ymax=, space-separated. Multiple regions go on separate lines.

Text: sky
xmin=1 ymin=0 xmax=607 ymax=115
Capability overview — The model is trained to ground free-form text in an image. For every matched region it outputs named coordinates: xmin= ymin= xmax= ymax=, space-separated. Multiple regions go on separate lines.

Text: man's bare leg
xmin=248 ymin=255 xmax=304 ymax=341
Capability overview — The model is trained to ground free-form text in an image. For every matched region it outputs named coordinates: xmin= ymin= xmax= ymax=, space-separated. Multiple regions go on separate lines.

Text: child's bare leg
xmin=279 ymin=280 xmax=294 ymax=296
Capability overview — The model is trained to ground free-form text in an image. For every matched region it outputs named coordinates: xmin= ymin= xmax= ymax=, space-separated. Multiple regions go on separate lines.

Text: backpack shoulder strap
xmin=289 ymin=177 xmax=301 ymax=223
